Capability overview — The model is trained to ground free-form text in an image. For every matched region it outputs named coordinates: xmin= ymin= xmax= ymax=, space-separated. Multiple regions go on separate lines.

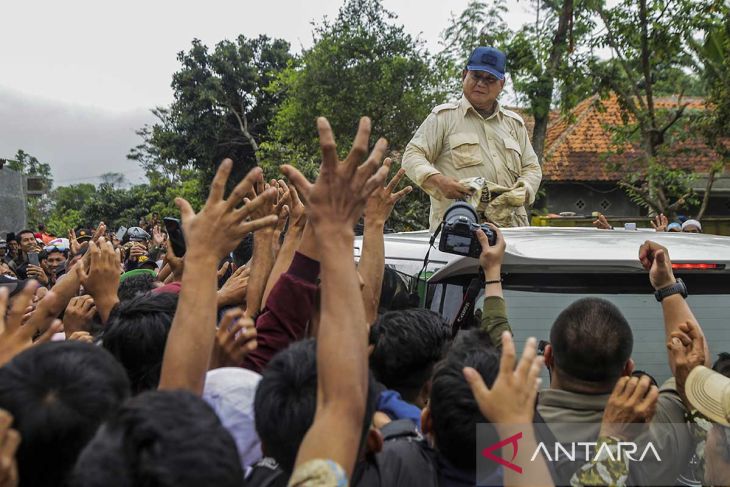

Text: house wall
xmin=0 ymin=168 xmax=27 ymax=236
xmin=538 ymin=182 xmax=643 ymax=217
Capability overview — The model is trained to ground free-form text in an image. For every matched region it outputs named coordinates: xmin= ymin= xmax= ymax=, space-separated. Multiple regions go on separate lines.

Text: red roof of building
xmin=540 ymin=94 xmax=722 ymax=182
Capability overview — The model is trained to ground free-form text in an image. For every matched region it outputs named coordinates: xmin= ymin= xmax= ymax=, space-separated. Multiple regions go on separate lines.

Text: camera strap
xmin=450 ymin=269 xmax=484 ymax=337
xmin=409 ymin=223 xmax=443 ymax=305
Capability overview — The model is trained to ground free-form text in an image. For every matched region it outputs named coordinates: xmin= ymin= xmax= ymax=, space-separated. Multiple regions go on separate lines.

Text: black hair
xmin=0 ymin=342 xmax=130 ymax=486
xmin=45 ymin=247 xmax=69 ymax=258
xmin=70 ymin=390 xmax=243 ymax=487
xmin=713 ymin=352 xmax=730 ymax=378
xmin=102 ymin=292 xmax=177 ymax=394
xmin=429 ymin=332 xmax=500 ymax=473
xmin=254 ymin=339 xmax=378 ymax=473
xmin=550 ymin=297 xmax=633 ymax=385
xmin=117 ymin=273 xmax=159 ymax=301
xmin=369 ymin=308 xmax=451 ymax=402
xmin=16 ymin=229 xmax=34 ymax=241
xmin=377 ymin=267 xmax=417 ymax=314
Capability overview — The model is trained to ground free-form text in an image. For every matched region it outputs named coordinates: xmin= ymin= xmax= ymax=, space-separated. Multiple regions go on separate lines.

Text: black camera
xmin=438 ymin=202 xmax=496 ymax=258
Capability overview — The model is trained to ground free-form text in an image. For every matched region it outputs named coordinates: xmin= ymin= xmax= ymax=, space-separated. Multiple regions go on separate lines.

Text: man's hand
xmin=651 ymin=214 xmax=669 ymax=232
xmin=427 ymin=173 xmax=472 ymax=200
xmin=592 ymin=213 xmax=613 ymax=230
xmin=68 ymin=331 xmax=94 ymax=344
xmin=599 ymin=375 xmax=659 ymax=440
xmin=78 ymin=238 xmax=121 ymax=323
xmin=0 ymin=409 xmax=20 ymax=487
xmin=217 ymin=265 xmax=250 ymax=308
xmin=282 ymin=117 xmax=390 ymax=235
xmin=25 ymin=265 xmax=48 ymax=286
xmin=363 ymin=159 xmax=413 ymax=225
xmin=639 ymin=240 xmax=676 ymax=290
xmin=210 ymin=308 xmax=257 ymax=369
xmin=667 ymin=321 xmax=706 ymax=406
xmin=152 ymin=225 xmax=165 ymax=246
xmin=463 ymin=332 xmax=543 ymax=427
xmin=285 ymin=181 xmax=306 ymax=229
xmin=165 ymin=239 xmax=184 ymax=282
xmin=176 ymin=159 xmax=278 ymax=263
xmin=68 ymin=228 xmax=81 ymax=255
xmin=475 ymin=224 xmax=505 ymax=281
xmin=0 ymin=283 xmax=63 ymax=367
xmin=63 ymin=294 xmax=96 ymax=338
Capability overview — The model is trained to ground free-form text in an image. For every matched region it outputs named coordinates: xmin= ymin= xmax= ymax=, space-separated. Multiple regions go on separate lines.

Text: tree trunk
xmin=532 ymin=0 xmax=574 ymax=163
xmin=696 ymin=167 xmax=719 ymax=220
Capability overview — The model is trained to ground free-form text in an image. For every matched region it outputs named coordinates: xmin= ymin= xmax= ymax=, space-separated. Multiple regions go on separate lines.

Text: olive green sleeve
xmin=480 ymin=296 xmax=512 ymax=350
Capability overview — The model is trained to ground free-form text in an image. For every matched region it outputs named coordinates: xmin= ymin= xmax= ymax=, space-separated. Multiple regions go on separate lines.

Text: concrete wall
xmin=0 ymin=168 xmax=27 ymax=237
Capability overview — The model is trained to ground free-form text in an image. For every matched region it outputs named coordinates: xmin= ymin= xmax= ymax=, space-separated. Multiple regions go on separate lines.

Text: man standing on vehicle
xmin=402 ymin=46 xmax=542 ymax=232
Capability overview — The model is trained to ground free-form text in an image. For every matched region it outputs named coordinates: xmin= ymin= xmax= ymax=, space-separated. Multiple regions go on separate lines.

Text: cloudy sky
xmin=0 ymin=0 xmax=533 ymax=186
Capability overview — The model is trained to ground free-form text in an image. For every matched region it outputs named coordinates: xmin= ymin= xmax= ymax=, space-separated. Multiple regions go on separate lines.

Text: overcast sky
xmin=0 ymin=0 xmax=534 ymax=186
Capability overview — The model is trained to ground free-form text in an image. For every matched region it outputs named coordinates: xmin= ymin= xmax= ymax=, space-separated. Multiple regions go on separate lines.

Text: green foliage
xmin=128 ymin=35 xmax=293 ymax=192
xmin=263 ymin=0 xmax=440 ymax=230
xmin=590 ymin=0 xmax=721 ymax=216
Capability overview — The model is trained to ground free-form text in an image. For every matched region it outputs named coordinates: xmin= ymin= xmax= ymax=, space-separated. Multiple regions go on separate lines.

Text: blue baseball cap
xmin=466 ymin=46 xmax=506 ymax=80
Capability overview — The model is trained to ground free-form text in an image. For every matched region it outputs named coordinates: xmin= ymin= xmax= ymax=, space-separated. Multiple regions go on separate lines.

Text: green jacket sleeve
xmin=480 ymin=296 xmax=512 ymax=350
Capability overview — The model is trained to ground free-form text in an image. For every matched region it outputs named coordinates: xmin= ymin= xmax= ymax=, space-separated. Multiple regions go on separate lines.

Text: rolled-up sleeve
xmin=402 ymin=113 xmax=443 ymax=191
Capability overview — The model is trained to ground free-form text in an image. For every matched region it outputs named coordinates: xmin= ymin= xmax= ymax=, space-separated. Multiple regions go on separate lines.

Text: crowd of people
xmin=0 ymin=115 xmax=728 ymax=487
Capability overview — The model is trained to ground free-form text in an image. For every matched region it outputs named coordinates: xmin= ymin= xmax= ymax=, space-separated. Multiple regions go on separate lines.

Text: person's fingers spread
xmin=239 ymin=215 xmax=278 ymax=236
xmin=280 ymin=165 xmax=313 ymax=200
xmin=347 ymin=117 xmax=372 ymax=168
xmin=227 ymin=166 xmax=263 ymax=211
xmin=175 ymin=197 xmax=196 ymax=222
xmin=361 ymin=162 xmax=391 ymax=200
xmin=207 ymin=159 xmax=233 ymax=204
xmin=499 ymin=331 xmax=517 ymax=376
xmin=516 ymin=337 xmax=538 ymax=379
xmin=317 ymin=117 xmax=339 ymax=172
xmin=237 ymin=187 xmax=277 ymax=219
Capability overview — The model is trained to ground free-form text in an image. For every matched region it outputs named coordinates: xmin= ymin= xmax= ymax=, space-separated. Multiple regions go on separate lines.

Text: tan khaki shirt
xmin=402 ymin=96 xmax=542 ymax=231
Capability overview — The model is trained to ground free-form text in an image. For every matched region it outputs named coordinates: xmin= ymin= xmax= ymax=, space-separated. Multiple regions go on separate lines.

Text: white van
xmin=355 ymin=227 xmax=730 ymax=382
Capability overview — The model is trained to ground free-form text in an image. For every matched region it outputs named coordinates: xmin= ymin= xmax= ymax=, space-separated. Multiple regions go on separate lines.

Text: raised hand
xmin=463 ymin=332 xmax=543 ymax=426
xmin=281 ymin=117 xmax=390 ymax=235
xmin=217 ymin=265 xmax=250 ymax=308
xmin=68 ymin=228 xmax=81 ymax=255
xmin=600 ymin=375 xmax=659 ymax=440
xmin=475 ymin=224 xmax=505 ymax=280
xmin=0 ymin=283 xmax=63 ymax=367
xmin=651 ymin=213 xmax=669 ymax=232
xmin=592 ymin=213 xmax=613 ymax=230
xmin=638 ymin=240 xmax=675 ymax=290
xmin=667 ymin=321 xmax=706 ymax=406
xmin=175 ymin=160 xmax=278 ymax=262
xmin=0 ymin=409 xmax=20 ymax=487
xmin=152 ymin=225 xmax=165 ymax=247
xmin=63 ymin=294 xmax=96 ymax=338
xmin=363 ymin=159 xmax=413 ymax=225
xmin=210 ymin=308 xmax=257 ymax=369
xmin=78 ymin=238 xmax=121 ymax=323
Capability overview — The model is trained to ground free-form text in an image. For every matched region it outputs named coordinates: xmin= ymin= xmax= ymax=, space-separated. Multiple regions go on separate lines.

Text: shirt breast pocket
xmin=503 ymin=136 xmax=523 ymax=177
xmin=449 ymin=133 xmax=482 ymax=169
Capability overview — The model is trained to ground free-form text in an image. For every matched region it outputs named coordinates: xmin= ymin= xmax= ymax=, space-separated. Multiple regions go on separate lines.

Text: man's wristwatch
xmin=655 ymin=278 xmax=688 ymax=302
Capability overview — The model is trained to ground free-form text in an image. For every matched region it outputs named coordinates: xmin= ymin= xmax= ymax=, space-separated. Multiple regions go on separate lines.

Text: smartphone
xmin=116 ymin=226 xmax=127 ymax=242
xmin=163 ymin=217 xmax=186 ymax=257
xmin=28 ymin=252 xmax=40 ymax=266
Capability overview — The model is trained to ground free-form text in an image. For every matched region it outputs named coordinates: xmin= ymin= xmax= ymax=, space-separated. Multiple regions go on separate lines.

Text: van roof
xmin=363 ymin=227 xmax=730 ymax=282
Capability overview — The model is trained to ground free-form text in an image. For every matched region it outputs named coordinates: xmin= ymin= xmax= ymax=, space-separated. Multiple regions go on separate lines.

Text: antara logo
xmin=481 ymin=432 xmax=662 ymax=474
xmin=481 ymin=432 xmax=523 ymax=474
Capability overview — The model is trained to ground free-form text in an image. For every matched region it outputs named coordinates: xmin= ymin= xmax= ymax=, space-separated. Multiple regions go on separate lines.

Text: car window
xmin=429 ymin=273 xmax=730 ymax=383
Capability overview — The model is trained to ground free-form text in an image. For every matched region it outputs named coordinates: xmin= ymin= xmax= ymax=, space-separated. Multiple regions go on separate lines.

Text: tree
xmin=129 ymin=35 xmax=293 ymax=190
xmin=592 ymin=0 xmax=719 ymax=216
xmin=264 ymin=0 xmax=439 ymax=229
xmin=693 ymin=10 xmax=730 ymax=219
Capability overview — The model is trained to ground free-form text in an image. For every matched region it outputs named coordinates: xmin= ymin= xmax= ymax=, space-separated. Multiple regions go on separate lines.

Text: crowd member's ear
xmin=421 ymin=406 xmax=433 ymax=436
xmin=622 ymin=358 xmax=636 ymax=377
xmin=365 ymin=427 xmax=384 ymax=455
xmin=543 ymin=344 xmax=555 ymax=369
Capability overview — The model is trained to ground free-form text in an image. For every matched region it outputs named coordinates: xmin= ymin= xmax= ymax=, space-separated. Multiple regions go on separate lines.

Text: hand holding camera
xmin=438 ymin=201 xmax=497 ymax=259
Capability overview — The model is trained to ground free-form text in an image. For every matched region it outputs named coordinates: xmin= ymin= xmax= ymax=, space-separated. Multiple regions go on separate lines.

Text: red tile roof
xmin=539 ymin=94 xmax=722 ymax=182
